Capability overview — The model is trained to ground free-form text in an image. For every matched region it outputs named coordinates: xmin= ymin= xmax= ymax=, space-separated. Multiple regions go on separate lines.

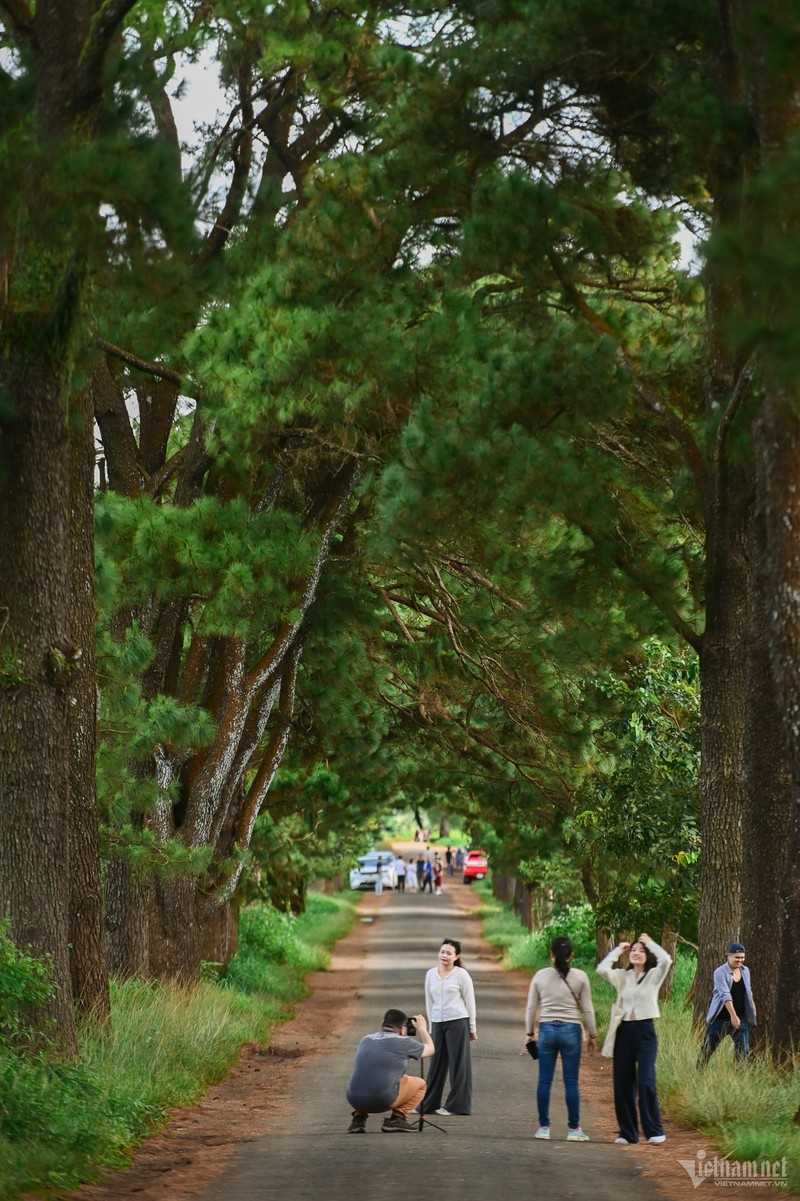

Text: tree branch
xmin=545 ymin=246 xmax=707 ymax=491
xmin=78 ymin=0 xmax=140 ymax=98
xmin=0 ymin=0 xmax=33 ymax=36
xmin=95 ymin=337 xmax=182 ymax=385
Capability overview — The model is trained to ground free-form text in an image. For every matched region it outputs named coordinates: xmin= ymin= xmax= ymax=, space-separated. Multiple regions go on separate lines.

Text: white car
xmin=349 ymin=852 xmax=398 ymax=890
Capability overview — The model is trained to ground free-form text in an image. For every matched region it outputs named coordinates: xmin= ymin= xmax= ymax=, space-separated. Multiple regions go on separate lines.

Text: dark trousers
xmin=698 ymin=1017 xmax=749 ymax=1066
xmin=612 ymin=1019 xmax=663 ymax=1143
xmin=420 ymin=1017 xmax=472 ymax=1114
xmin=396 ymin=875 xmax=405 ymax=892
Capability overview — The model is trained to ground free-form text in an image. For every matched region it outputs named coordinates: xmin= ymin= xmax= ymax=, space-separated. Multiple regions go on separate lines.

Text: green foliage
xmin=505 ymin=904 xmax=598 ymax=972
xmin=566 ymin=638 xmax=701 ymax=936
xmin=0 ymin=923 xmax=54 ymax=1049
xmin=225 ymin=894 xmax=358 ymax=993
xmin=0 ymin=895 xmax=356 ymax=1198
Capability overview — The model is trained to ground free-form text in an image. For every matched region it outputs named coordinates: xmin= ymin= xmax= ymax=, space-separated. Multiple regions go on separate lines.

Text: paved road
xmin=198 ymin=888 xmax=660 ymax=1201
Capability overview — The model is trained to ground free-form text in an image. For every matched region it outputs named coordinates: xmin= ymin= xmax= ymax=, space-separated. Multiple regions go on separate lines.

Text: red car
xmin=462 ymin=849 xmax=488 ymax=883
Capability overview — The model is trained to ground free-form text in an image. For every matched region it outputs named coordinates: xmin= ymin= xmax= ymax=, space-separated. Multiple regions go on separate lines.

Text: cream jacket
xmin=424 ymin=965 xmax=477 ymax=1033
xmin=596 ymin=940 xmax=672 ymax=1021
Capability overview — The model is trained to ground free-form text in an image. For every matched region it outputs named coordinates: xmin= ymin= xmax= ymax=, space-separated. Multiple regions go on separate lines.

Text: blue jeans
xmin=698 ymin=1017 xmax=750 ymax=1065
xmin=536 ymin=1021 xmax=583 ymax=1130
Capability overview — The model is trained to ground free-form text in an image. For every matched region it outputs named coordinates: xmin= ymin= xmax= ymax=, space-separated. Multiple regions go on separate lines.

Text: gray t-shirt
xmin=346 ymin=1031 xmax=422 ymax=1110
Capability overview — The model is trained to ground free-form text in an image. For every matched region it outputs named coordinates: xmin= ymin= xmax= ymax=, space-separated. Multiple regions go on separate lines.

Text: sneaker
xmin=535 ymin=1127 xmax=551 ymax=1140
xmin=614 ymin=1137 xmax=630 ymax=1144
xmin=435 ymin=1108 xmax=453 ymax=1116
xmin=348 ymin=1115 xmax=367 ymax=1134
xmin=382 ymin=1114 xmax=417 ymax=1133
xmin=567 ymin=1129 xmax=590 ymax=1142
xmin=648 ymin=1135 xmax=667 ymax=1144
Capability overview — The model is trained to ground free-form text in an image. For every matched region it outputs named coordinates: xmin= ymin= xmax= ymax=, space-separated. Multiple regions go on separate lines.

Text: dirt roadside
xmin=56 ymin=882 xmax=707 ymax=1201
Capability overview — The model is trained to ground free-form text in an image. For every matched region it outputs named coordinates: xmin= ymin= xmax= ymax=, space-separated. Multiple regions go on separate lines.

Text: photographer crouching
xmin=346 ymin=1009 xmax=434 ymax=1133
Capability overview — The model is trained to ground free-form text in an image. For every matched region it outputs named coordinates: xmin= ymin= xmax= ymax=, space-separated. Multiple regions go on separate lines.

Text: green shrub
xmin=0 ymin=921 xmax=54 ymax=1048
xmin=504 ymin=903 xmax=596 ymax=971
xmin=0 ymin=893 xmax=358 ymax=1200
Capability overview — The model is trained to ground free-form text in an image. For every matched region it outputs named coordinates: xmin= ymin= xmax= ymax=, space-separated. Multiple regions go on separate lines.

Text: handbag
xmin=525 ymin=1039 xmax=538 ymax=1061
xmin=601 ymin=1001 xmax=625 ymax=1058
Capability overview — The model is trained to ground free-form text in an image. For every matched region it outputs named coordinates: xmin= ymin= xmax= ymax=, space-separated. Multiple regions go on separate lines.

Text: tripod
xmin=416 ymin=1055 xmax=448 ymax=1134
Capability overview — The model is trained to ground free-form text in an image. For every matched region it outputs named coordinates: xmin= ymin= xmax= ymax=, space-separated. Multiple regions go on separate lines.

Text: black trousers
xmin=612 ymin=1019 xmax=664 ymax=1142
xmin=419 ymin=1017 xmax=472 ymax=1114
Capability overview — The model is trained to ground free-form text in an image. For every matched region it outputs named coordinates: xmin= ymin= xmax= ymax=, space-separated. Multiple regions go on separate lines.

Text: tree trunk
xmin=104 ymin=855 xmax=152 ymax=981
xmin=0 ymin=353 xmax=77 ymax=1053
xmin=68 ymin=384 xmax=110 ymax=1021
xmin=201 ymin=901 xmax=239 ymax=969
xmin=694 ymin=68 xmax=755 ymax=1021
xmin=513 ymin=880 xmax=532 ymax=930
xmin=149 ymin=875 xmax=201 ymax=984
xmin=728 ymin=0 xmax=800 ymax=1057
xmin=741 ymin=445 xmax=791 ymax=1052
xmin=0 ymin=0 xmax=135 ymax=1051
xmin=752 ymin=395 xmax=800 ymax=1056
xmin=658 ymin=924 xmax=678 ymax=1001
xmin=492 ymin=874 xmax=516 ymax=904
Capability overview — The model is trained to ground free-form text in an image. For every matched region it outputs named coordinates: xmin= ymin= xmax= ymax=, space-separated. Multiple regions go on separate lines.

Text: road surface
xmin=196 ymin=884 xmax=664 ymax=1201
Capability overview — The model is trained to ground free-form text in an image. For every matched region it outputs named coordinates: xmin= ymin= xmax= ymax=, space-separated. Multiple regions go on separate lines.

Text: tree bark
xmin=68 ymin=383 xmax=110 ymax=1021
xmin=513 ymin=880 xmax=532 ymax=930
xmin=492 ymin=874 xmax=516 ymax=904
xmin=0 ymin=356 xmax=76 ymax=1050
xmin=693 ymin=16 xmax=756 ymax=1022
xmin=727 ymin=0 xmax=800 ymax=1057
xmin=752 ymin=397 xmax=800 ymax=1056
xmin=104 ymin=855 xmax=152 ymax=981
xmin=0 ymin=0 xmax=134 ymax=1052
xmin=741 ymin=448 xmax=791 ymax=1052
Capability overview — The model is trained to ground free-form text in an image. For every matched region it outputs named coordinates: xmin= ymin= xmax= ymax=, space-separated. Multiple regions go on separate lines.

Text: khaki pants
xmin=351 ymin=1074 xmax=426 ymax=1118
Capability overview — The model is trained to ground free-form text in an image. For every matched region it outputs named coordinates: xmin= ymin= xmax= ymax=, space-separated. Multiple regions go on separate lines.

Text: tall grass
xmin=476 ymin=884 xmax=800 ymax=1190
xmin=0 ymin=893 xmax=358 ymax=1201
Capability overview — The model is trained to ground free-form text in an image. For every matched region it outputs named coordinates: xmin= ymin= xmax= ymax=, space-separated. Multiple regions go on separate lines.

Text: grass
xmin=474 ymin=880 xmax=800 ymax=1189
xmin=0 ymin=892 xmax=359 ymax=1201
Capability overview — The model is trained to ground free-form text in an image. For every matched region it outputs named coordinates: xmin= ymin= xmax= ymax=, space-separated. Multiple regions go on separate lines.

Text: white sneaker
xmin=535 ymin=1127 xmax=551 ymax=1139
xmin=614 ymin=1137 xmax=630 ymax=1144
xmin=648 ymin=1135 xmax=667 ymax=1144
xmin=567 ymin=1129 xmax=590 ymax=1142
xmin=435 ymin=1108 xmax=452 ymax=1116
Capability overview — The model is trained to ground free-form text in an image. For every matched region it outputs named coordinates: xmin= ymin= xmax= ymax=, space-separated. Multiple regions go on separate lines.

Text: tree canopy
xmin=1 ymin=0 xmax=800 ymax=1056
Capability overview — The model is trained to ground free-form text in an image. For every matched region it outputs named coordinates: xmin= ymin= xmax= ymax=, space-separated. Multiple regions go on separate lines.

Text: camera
xmin=406 ymin=1015 xmax=417 ymax=1037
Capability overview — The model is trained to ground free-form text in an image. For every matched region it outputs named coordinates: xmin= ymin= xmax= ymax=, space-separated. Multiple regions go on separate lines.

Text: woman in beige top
xmin=525 ymin=936 xmax=597 ymax=1142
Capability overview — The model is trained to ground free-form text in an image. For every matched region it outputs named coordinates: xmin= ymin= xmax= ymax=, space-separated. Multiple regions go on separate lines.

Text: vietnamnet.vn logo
xmin=678 ymin=1149 xmax=788 ymax=1189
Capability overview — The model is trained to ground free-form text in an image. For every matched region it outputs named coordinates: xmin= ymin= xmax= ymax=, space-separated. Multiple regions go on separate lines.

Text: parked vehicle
xmin=462 ymin=848 xmax=488 ymax=883
xmin=349 ymin=851 xmax=398 ymax=890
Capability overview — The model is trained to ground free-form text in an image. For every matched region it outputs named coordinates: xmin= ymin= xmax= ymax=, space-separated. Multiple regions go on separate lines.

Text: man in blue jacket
xmin=697 ymin=943 xmax=757 ymax=1065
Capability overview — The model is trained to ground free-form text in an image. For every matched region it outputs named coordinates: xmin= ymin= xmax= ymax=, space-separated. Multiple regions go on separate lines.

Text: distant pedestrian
xmin=416 ymin=855 xmax=425 ymax=889
xmin=697 ymin=943 xmax=756 ymax=1066
xmin=375 ymin=856 xmax=384 ymax=896
xmin=395 ymin=855 xmax=407 ymax=893
xmin=421 ymin=859 xmax=434 ymax=893
xmin=455 ymin=847 xmax=465 ymax=871
xmin=406 ymin=861 xmax=418 ymax=893
xmin=445 ymin=846 xmax=454 ymax=876
xmin=434 ymin=860 xmax=443 ymax=895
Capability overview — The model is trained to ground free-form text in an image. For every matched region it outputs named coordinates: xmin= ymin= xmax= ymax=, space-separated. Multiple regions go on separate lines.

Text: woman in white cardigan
xmin=419 ymin=938 xmax=477 ymax=1115
xmin=596 ymin=932 xmax=672 ymax=1145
